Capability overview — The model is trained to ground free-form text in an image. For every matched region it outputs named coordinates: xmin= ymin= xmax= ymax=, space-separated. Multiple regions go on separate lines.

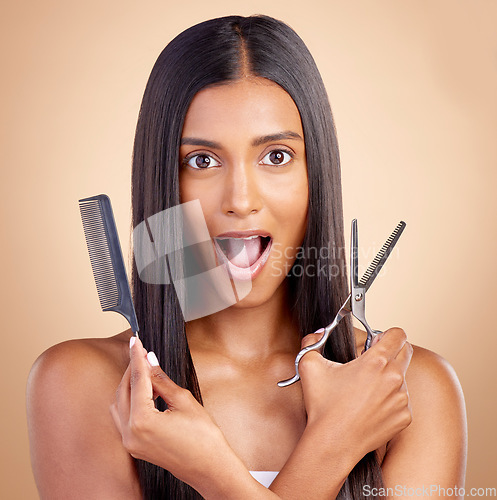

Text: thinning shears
xmin=278 ymin=219 xmax=406 ymax=388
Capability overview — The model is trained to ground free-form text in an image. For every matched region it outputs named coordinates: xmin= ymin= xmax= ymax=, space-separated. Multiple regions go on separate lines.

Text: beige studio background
xmin=1 ymin=0 xmax=496 ymax=498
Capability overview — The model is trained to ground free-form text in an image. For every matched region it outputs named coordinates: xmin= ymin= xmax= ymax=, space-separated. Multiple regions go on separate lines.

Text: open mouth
xmin=213 ymin=234 xmax=272 ymax=280
xmin=215 ymin=235 xmax=271 ymax=267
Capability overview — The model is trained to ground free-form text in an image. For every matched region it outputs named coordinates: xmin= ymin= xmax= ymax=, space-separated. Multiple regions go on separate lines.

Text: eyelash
xmin=182 ymin=153 xmax=221 ymax=170
xmin=260 ymin=148 xmax=294 ymax=167
xmin=182 ymin=148 xmax=295 ymax=170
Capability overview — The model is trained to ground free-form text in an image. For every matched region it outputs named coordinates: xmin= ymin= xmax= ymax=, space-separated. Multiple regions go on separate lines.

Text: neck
xmin=185 ymin=282 xmax=301 ymax=363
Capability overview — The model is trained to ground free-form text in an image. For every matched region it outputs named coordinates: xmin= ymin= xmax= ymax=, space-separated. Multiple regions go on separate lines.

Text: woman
xmin=27 ymin=15 xmax=467 ymax=499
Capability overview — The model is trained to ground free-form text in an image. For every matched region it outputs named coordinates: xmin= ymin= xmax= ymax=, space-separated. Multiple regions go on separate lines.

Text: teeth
xmin=217 ymin=235 xmax=265 ymax=241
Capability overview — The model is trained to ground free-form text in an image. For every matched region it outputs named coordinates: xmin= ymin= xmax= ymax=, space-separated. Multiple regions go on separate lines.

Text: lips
xmin=213 ymin=231 xmax=273 ymax=281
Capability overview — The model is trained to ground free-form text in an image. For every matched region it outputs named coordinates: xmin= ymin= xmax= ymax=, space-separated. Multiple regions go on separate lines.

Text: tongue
xmin=224 ymin=237 xmax=263 ymax=267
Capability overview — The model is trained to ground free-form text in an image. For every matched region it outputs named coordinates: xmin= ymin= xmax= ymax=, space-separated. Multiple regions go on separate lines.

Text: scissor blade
xmin=359 ymin=221 xmax=406 ymax=292
xmin=351 ymin=219 xmax=359 ymax=288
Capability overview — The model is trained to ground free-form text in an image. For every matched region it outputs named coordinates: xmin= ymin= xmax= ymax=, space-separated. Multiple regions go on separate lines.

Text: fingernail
xmin=130 ymin=336 xmax=136 ymax=349
xmin=147 ymin=351 xmax=159 ymax=367
xmin=314 ymin=328 xmax=325 ymax=333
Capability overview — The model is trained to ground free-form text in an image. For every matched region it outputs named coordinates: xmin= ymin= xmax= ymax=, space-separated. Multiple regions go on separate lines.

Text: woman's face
xmin=179 ymin=77 xmax=309 ymax=307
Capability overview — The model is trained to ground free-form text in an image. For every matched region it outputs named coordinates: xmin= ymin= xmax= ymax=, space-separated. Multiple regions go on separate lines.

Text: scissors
xmin=277 ymin=219 xmax=406 ymax=388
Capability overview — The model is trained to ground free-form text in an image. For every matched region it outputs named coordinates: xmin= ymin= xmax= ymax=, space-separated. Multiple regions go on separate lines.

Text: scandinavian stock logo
xmin=132 ymin=200 xmax=252 ymax=321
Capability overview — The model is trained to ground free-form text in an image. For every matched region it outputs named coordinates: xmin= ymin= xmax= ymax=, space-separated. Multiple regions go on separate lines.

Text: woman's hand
xmin=109 ymin=336 xmax=248 ymax=497
xmin=298 ymin=327 xmax=413 ymax=461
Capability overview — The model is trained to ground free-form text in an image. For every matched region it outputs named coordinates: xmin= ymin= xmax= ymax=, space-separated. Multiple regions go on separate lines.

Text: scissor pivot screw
xmin=355 ymin=293 xmax=363 ymax=301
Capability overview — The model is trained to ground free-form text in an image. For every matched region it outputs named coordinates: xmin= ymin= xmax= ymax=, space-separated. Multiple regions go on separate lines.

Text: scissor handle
xmin=277 ymin=296 xmax=351 ymax=387
xmin=276 ymin=324 xmax=333 ymax=387
xmin=362 ymin=328 xmax=383 ymax=352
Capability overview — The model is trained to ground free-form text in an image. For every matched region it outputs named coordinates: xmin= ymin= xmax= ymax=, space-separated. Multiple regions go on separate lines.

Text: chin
xmin=230 ymin=271 xmax=290 ymax=310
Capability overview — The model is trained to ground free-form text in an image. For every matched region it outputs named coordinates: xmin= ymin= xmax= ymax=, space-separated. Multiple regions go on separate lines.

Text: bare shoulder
xmin=355 ymin=328 xmax=467 ymax=487
xmin=403 ymin=343 xmax=465 ymax=404
xmin=354 ymin=327 xmax=465 ymax=403
xmin=392 ymin=342 xmax=467 ymax=485
xmin=27 ymin=331 xmax=131 ymax=422
xmin=27 ymin=330 xmax=141 ymax=499
xmin=28 ymin=330 xmax=131 ymax=388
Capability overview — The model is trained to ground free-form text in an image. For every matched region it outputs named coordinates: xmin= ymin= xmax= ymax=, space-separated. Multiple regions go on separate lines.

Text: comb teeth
xmin=359 ymin=221 xmax=406 ymax=286
xmin=79 ymin=199 xmax=120 ymax=310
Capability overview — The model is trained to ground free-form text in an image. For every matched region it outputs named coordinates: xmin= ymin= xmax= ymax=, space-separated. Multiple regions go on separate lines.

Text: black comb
xmin=78 ymin=194 xmax=139 ymax=335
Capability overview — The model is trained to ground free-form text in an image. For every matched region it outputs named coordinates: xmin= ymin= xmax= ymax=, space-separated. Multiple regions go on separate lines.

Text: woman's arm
xmin=26 ymin=340 xmax=142 ymax=499
xmin=110 ymin=338 xmax=277 ymax=499
xmin=270 ymin=335 xmax=467 ymax=499
xmin=380 ymin=345 xmax=467 ymax=495
xmin=268 ymin=328 xmax=414 ymax=499
xmin=26 ymin=338 xmax=277 ymax=499
xmin=112 ymin=331 xmax=414 ymax=499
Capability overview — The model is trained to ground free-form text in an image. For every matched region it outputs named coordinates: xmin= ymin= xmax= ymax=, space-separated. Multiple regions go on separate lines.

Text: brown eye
xmin=261 ymin=149 xmax=293 ymax=166
xmin=185 ymin=154 xmax=220 ymax=169
xmin=195 ymin=155 xmax=210 ymax=168
xmin=270 ymin=151 xmax=284 ymax=164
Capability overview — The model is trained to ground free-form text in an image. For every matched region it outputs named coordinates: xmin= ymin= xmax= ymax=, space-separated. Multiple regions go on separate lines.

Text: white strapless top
xmin=249 ymin=471 xmax=279 ymax=488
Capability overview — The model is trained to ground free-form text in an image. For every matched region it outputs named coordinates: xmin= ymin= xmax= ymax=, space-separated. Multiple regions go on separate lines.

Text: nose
xmin=221 ymin=161 xmax=263 ymax=217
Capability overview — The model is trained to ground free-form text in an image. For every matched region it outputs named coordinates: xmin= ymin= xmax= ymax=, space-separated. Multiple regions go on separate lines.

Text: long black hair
xmin=131 ymin=14 xmax=383 ymax=499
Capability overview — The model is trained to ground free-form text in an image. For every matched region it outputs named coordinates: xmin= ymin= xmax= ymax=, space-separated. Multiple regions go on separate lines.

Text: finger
xmin=109 ymin=401 xmax=123 ymax=435
xmin=129 ymin=336 xmax=155 ymax=415
xmin=145 ymin=352 xmax=162 ymax=401
xmin=367 ymin=327 xmax=408 ymax=360
xmin=360 ymin=332 xmax=383 ymax=355
xmin=146 ymin=352 xmax=189 ymax=410
xmin=371 ymin=331 xmax=386 ymax=347
xmin=393 ymin=341 xmax=413 ymax=373
xmin=301 ymin=328 xmax=325 ymax=352
xmin=115 ymin=363 xmax=132 ymax=424
xmin=297 ymin=349 xmax=327 ymax=380
xmin=111 ymin=361 xmax=132 ymax=435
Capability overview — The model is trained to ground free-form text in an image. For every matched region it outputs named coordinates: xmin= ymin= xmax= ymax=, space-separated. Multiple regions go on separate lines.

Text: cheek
xmin=179 ymin=174 xmax=207 ymax=206
xmin=178 ymin=172 xmax=187 ymax=204
xmin=277 ymin=173 xmax=309 ymax=231
xmin=178 ymin=171 xmax=204 ymax=206
xmin=179 ymin=176 xmax=219 ymax=234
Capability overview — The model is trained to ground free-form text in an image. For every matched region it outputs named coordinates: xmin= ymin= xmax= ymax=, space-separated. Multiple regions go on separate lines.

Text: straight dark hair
xmin=131 ymin=14 xmax=383 ymax=499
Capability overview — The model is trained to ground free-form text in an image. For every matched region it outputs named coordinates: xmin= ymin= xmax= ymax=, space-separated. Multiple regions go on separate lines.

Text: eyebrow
xmin=180 ymin=131 xmax=303 ymax=149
